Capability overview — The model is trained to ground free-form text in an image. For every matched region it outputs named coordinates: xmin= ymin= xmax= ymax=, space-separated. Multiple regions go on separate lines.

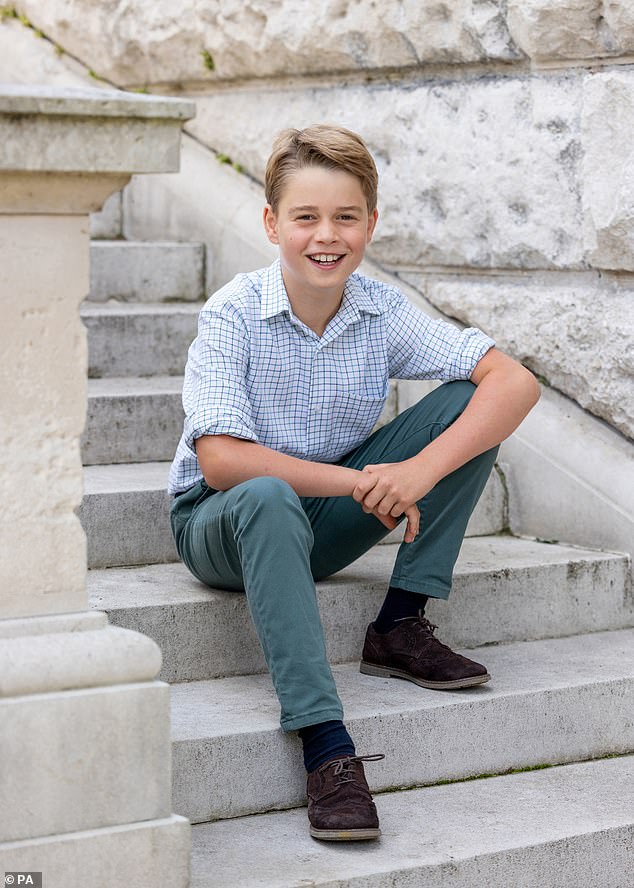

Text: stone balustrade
xmin=0 ymin=84 xmax=194 ymax=887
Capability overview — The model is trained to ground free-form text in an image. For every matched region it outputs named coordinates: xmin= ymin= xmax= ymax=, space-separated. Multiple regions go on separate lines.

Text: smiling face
xmin=263 ymin=165 xmax=378 ymax=312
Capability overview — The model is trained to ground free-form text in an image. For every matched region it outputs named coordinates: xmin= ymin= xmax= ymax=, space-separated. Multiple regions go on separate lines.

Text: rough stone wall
xmin=5 ymin=0 xmax=634 ymax=439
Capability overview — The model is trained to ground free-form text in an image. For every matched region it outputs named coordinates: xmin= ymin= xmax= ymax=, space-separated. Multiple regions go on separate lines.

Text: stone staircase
xmin=81 ymin=238 xmax=634 ymax=886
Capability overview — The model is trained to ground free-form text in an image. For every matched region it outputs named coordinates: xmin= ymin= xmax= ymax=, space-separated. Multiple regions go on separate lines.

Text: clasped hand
xmin=352 ymin=460 xmax=427 ymax=543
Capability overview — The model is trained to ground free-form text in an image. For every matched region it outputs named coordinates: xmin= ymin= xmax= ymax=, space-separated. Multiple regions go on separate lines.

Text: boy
xmin=168 ymin=125 xmax=540 ymax=841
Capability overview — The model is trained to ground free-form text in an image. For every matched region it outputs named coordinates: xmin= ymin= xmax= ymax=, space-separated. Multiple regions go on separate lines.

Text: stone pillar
xmin=0 ymin=86 xmax=194 ymax=887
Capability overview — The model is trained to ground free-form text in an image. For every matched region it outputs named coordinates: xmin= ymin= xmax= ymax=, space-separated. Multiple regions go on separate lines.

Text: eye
xmin=295 ymin=213 xmax=316 ymax=221
xmin=339 ymin=214 xmax=358 ymax=222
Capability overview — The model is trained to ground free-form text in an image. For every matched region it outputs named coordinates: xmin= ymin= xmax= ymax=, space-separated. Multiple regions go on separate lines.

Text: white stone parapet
xmin=0 ymin=84 xmax=194 ymax=885
xmin=0 ymin=84 xmax=194 ymax=619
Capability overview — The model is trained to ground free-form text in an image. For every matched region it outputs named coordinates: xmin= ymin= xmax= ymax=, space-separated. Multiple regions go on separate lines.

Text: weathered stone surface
xmin=90 ymin=189 xmax=122 ymax=239
xmin=1 ymin=816 xmax=191 ymax=888
xmin=582 ymin=70 xmax=634 ymax=270
xmin=0 ymin=683 xmax=170 ymax=841
xmin=13 ymin=0 xmax=522 ymax=87
xmin=81 ymin=301 xmax=200 ymax=378
xmin=89 ymin=540 xmax=629 ymax=684
xmin=507 ymin=0 xmax=634 ymax=61
xmin=14 ymin=0 xmax=634 ymax=88
xmin=408 ymin=270 xmax=634 ymax=440
xmin=0 ymin=17 xmax=93 ymax=88
xmin=189 ymin=756 xmax=634 ymax=888
xmin=89 ymin=240 xmax=205 ymax=302
xmin=173 ymin=629 xmax=634 ymax=821
xmin=500 ymin=387 xmax=634 ymax=561
xmin=0 ymin=85 xmax=194 ymax=177
xmin=187 ymin=72 xmax=585 ymax=270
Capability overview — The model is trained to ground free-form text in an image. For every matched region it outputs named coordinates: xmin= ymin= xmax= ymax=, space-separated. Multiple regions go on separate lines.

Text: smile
xmin=308 ymin=253 xmax=345 ymax=267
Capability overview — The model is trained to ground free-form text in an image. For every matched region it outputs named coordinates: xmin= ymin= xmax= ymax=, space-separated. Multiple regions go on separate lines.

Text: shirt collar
xmin=260 ymin=258 xmax=383 ymax=322
xmin=260 ymin=259 xmax=292 ymax=320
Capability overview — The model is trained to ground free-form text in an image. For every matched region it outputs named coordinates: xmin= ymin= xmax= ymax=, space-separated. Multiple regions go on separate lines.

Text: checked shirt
xmin=167 ymin=259 xmax=494 ymax=495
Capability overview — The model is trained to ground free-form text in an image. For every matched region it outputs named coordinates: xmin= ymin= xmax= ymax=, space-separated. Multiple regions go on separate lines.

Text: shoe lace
xmin=324 ymin=754 xmax=385 ymax=785
xmin=395 ymin=610 xmax=437 ymax=635
xmin=395 ymin=611 xmax=454 ymax=653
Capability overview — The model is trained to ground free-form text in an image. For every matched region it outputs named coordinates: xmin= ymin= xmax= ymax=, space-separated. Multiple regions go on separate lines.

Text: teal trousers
xmin=170 ymin=381 xmax=498 ymax=731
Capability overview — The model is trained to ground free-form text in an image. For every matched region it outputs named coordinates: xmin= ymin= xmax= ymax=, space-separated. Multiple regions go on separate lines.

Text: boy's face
xmin=263 ymin=166 xmax=378 ymax=309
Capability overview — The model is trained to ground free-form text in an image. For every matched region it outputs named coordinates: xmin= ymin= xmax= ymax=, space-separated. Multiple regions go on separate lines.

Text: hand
xmin=352 ymin=461 xmax=425 ymax=543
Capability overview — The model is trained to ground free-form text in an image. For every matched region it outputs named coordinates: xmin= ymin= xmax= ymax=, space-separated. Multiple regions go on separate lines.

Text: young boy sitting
xmin=168 ymin=124 xmax=540 ymax=842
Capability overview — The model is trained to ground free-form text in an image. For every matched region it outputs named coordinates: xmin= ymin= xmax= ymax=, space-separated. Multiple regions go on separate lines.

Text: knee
xmin=233 ymin=476 xmax=312 ymax=545
xmin=233 ymin=476 xmax=309 ymax=529
xmin=236 ymin=475 xmax=298 ymax=506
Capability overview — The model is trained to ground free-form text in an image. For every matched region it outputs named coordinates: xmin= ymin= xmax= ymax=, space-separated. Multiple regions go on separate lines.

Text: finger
xmin=352 ymin=474 xmax=379 ymax=503
xmin=361 ymin=485 xmax=389 ymax=510
xmin=403 ymin=504 xmax=420 ymax=542
xmin=374 ymin=511 xmax=397 ymax=531
xmin=363 ymin=463 xmax=388 ymax=474
xmin=376 ymin=494 xmax=399 ymax=516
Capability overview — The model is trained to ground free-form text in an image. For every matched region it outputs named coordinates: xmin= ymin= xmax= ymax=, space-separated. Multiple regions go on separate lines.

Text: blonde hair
xmin=265 ymin=124 xmax=378 ymax=213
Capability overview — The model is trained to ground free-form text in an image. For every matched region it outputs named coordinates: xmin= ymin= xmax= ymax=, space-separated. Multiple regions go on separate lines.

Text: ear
xmin=263 ymin=204 xmax=279 ymax=245
xmin=366 ymin=208 xmax=379 ymax=243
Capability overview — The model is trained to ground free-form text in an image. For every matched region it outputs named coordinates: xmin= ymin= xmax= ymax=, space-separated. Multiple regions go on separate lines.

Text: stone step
xmin=81 ymin=301 xmax=201 ymax=378
xmin=82 ymin=377 xmax=406 ymax=467
xmin=82 ymin=377 xmax=184 ymax=465
xmin=169 ymin=628 xmax=634 ymax=823
xmin=88 ymin=537 xmax=632 ymax=683
xmin=89 ymin=240 xmax=205 ymax=303
xmin=189 ymin=754 xmax=634 ymax=887
xmin=81 ymin=463 xmax=176 ymax=569
xmin=81 ymin=463 xmax=506 ymax=569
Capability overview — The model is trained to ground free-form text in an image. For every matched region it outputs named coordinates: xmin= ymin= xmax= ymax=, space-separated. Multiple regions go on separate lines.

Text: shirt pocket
xmin=329 ymin=385 xmax=389 ymax=448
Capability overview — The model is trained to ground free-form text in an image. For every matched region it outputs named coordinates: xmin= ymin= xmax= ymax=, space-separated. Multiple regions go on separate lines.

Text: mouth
xmin=307 ymin=253 xmax=346 ymax=269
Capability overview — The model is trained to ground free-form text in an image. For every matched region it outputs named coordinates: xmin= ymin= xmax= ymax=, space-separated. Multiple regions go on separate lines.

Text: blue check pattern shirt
xmin=168 ymin=260 xmax=494 ymax=494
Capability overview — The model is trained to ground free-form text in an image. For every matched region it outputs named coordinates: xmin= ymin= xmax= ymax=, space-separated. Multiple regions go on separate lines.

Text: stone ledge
xmin=400 ymin=269 xmax=634 ymax=441
xmin=0 ymin=610 xmax=107 ymax=639
xmin=0 ymin=83 xmax=194 ymax=119
xmin=1 ymin=815 xmax=190 ymax=888
xmin=0 ymin=625 xmax=162 ymax=696
xmin=0 ymin=85 xmax=195 ymax=177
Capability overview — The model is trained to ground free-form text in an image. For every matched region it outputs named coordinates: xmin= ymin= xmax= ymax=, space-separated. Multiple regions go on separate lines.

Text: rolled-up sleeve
xmin=385 ymin=290 xmax=495 ymax=380
xmin=182 ymin=304 xmax=258 ymax=453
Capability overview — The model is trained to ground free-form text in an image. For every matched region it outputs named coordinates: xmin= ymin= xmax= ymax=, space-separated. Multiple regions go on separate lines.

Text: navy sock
xmin=298 ymin=720 xmax=356 ymax=773
xmin=373 ymin=586 xmax=429 ymax=634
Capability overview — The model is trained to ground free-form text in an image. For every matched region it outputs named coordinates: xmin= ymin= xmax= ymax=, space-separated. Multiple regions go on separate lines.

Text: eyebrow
xmin=288 ymin=205 xmax=364 ymax=213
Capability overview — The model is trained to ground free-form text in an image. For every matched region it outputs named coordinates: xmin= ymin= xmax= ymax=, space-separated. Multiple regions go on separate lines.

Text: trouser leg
xmin=170 ymin=475 xmax=343 ymax=731
xmin=305 ymin=381 xmax=498 ymax=599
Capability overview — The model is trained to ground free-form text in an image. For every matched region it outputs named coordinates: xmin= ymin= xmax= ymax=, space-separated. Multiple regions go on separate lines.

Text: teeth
xmin=311 ymin=254 xmax=341 ymax=263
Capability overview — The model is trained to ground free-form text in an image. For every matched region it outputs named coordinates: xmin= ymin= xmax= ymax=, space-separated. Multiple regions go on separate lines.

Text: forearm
xmin=195 ymin=434 xmax=360 ymax=497
xmin=412 ymin=362 xmax=540 ymax=489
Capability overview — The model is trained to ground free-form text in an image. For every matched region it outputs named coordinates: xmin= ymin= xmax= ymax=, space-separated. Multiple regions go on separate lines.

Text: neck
xmin=281 ymin=271 xmax=344 ymax=337
xmin=291 ymin=296 xmax=342 ymax=337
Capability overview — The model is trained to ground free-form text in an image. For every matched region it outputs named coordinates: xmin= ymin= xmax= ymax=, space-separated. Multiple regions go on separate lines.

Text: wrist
xmin=409 ymin=450 xmax=444 ymax=494
xmin=338 ymin=465 xmax=363 ymax=495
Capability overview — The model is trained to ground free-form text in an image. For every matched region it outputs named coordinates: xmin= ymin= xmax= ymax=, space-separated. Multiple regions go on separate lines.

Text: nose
xmin=315 ymin=218 xmax=338 ymax=243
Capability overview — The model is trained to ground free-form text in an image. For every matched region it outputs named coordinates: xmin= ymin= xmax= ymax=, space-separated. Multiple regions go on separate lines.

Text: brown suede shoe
xmin=307 ymin=754 xmax=384 ymax=841
xmin=360 ymin=613 xmax=490 ymax=689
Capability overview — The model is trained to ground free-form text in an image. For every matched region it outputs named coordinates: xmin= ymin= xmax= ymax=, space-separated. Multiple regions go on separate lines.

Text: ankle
xmin=299 ymin=720 xmax=355 ymax=773
xmin=373 ymin=586 xmax=428 ymax=634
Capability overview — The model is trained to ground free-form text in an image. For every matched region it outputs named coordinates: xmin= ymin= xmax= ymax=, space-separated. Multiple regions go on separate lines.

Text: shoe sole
xmin=360 ymin=660 xmax=491 ymax=690
xmin=310 ymin=826 xmax=381 ymax=841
